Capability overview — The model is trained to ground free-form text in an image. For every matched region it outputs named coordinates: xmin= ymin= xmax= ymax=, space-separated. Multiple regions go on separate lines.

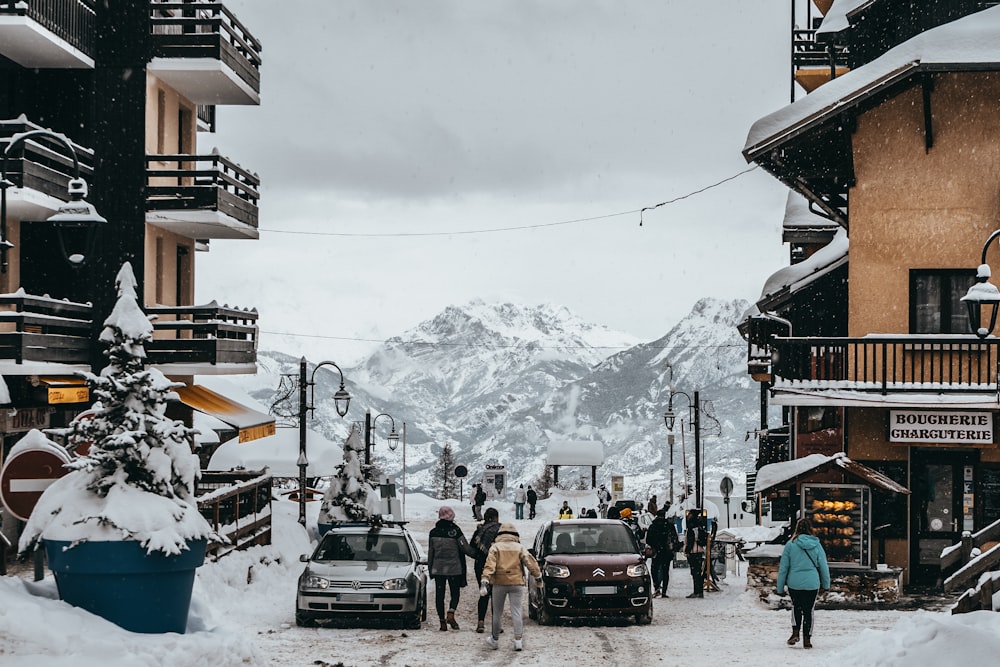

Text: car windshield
xmin=547 ymin=524 xmax=636 ymax=555
xmin=314 ymin=533 xmax=412 ymax=562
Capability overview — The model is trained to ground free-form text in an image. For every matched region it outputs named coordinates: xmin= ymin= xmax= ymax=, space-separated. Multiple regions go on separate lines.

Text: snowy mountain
xmin=232 ymin=298 xmax=762 ymax=501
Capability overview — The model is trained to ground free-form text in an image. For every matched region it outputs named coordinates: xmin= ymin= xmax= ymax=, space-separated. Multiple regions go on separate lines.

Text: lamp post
xmin=664 ymin=389 xmax=702 ymax=509
xmin=1 ymin=129 xmax=107 ymax=273
xmin=297 ymin=357 xmax=351 ymax=526
xmin=962 ymin=229 xmax=1000 ymax=338
xmin=363 ymin=409 xmax=399 ymax=472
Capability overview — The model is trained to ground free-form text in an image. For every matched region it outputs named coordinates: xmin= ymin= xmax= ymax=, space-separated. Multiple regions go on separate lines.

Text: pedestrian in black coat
xmin=428 ymin=505 xmax=475 ymax=630
xmin=645 ymin=509 xmax=680 ymax=597
xmin=526 ymin=486 xmax=538 ymax=519
xmin=470 ymin=507 xmax=501 ymax=633
xmin=684 ymin=509 xmax=708 ymax=598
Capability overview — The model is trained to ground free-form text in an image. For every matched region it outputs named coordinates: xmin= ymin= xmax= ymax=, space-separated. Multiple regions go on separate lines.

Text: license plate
xmin=583 ymin=585 xmax=617 ymax=595
xmin=339 ymin=593 xmax=371 ymax=602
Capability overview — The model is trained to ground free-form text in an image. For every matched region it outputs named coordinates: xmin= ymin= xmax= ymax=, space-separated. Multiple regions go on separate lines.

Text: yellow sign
xmin=239 ymin=422 xmax=276 ymax=443
xmin=47 ymin=387 xmax=90 ymax=405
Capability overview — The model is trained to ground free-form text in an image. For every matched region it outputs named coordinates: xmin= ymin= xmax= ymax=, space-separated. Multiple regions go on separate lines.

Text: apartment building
xmin=0 ymin=2 xmax=273 ymax=480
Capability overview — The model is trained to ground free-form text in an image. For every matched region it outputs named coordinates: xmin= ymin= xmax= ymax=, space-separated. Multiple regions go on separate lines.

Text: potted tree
xmin=18 ymin=263 xmax=222 ymax=633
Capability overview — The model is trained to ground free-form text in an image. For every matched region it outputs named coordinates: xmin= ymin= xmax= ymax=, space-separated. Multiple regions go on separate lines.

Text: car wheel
xmin=635 ymin=611 xmax=652 ymax=625
xmin=528 ymin=600 xmax=538 ymax=620
xmin=405 ymin=594 xmax=425 ymax=630
xmin=295 ymin=609 xmax=314 ymax=627
xmin=536 ymin=599 xmax=554 ymax=626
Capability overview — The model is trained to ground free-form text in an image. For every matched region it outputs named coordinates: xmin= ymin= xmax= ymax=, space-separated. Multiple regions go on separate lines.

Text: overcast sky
xmin=197 ymin=1 xmax=793 ymax=363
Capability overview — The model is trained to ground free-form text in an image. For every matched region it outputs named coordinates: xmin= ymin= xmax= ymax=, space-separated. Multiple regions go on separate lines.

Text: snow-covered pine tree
xmin=20 ymin=262 xmax=219 ymax=556
xmin=534 ymin=465 xmax=554 ymax=497
xmin=319 ymin=422 xmax=377 ymax=522
xmin=433 ymin=441 xmax=457 ymax=499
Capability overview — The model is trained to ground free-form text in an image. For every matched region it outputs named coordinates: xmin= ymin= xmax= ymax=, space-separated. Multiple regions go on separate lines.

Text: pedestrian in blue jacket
xmin=776 ymin=518 xmax=830 ymax=649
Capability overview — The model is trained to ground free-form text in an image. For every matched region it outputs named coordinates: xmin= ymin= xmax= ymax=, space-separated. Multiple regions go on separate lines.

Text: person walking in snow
xmin=480 ymin=522 xmax=541 ymax=652
xmin=684 ymin=509 xmax=708 ymax=598
xmin=647 ymin=495 xmax=658 ymax=516
xmin=558 ymin=501 xmax=574 ymax=519
xmin=470 ymin=507 xmax=502 ymax=634
xmin=776 ymin=518 xmax=831 ymax=649
xmin=644 ymin=508 xmax=680 ymax=597
xmin=526 ymin=485 xmax=538 ymax=519
xmin=513 ymin=484 xmax=527 ymax=520
xmin=427 ymin=505 xmax=475 ymax=631
xmin=472 ymin=484 xmax=487 ymax=521
xmin=597 ymin=484 xmax=612 ymax=518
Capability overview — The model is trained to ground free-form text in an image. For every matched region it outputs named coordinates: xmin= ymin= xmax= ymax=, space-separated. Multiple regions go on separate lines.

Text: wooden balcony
xmin=196 ymin=470 xmax=272 ymax=560
xmin=0 ymin=294 xmax=258 ymax=373
xmin=146 ymin=301 xmax=258 ymax=374
xmin=0 ymin=292 xmax=92 ymax=373
xmin=149 ymin=1 xmax=261 ymax=105
xmin=0 ymin=118 xmax=95 ymax=219
xmin=146 ymin=153 xmax=259 ymax=239
xmin=792 ymin=28 xmax=850 ymax=94
xmin=771 ymin=336 xmax=1000 ymax=394
xmin=0 ymin=0 xmax=96 ymax=68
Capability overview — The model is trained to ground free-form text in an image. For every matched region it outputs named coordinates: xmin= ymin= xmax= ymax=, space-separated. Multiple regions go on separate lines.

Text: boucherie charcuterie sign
xmin=888 ymin=410 xmax=994 ymax=444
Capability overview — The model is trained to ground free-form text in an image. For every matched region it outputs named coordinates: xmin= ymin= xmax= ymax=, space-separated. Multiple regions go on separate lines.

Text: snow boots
xmin=803 ymin=635 xmax=812 ymax=649
xmin=787 ymin=628 xmax=800 ymax=646
xmin=439 ymin=619 xmax=448 ymax=631
xmin=446 ymin=610 xmax=460 ymax=630
xmin=476 ymin=620 xmax=485 ymax=633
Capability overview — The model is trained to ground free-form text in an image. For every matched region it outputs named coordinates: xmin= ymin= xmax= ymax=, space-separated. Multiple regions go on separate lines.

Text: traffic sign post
xmin=1 ymin=444 xmax=73 ymax=522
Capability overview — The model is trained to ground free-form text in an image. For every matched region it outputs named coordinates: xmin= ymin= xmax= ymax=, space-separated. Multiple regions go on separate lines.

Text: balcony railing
xmin=146 ymin=301 xmax=258 ymax=368
xmin=196 ymin=470 xmax=272 ymax=560
xmin=150 ymin=1 xmax=262 ymax=95
xmin=792 ymin=29 xmax=849 ymax=71
xmin=0 ymin=0 xmax=97 ymax=58
xmin=771 ymin=336 xmax=1000 ymax=394
xmin=146 ymin=153 xmax=259 ymax=229
xmin=0 ymin=292 xmax=92 ymax=368
xmin=0 ymin=118 xmax=95 ymax=201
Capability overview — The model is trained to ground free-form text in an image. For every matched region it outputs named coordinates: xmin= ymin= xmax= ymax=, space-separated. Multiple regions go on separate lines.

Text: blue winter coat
xmin=776 ymin=534 xmax=831 ymax=593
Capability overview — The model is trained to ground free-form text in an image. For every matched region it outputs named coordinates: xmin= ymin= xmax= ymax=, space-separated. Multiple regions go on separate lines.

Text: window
xmin=910 ymin=269 xmax=976 ymax=334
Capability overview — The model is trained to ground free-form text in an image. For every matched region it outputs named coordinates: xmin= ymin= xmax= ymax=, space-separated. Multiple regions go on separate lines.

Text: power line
xmin=241 ymin=166 xmax=759 ymax=238
xmin=260 ymin=329 xmax=742 ymax=351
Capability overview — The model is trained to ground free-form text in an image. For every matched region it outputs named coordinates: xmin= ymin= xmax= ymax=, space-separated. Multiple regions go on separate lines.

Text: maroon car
xmin=527 ymin=519 xmax=653 ymax=625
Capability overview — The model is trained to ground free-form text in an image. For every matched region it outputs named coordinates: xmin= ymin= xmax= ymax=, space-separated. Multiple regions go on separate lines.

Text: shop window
xmin=797 ymin=406 xmax=841 ymax=434
xmin=910 ymin=269 xmax=976 ymax=334
xmin=866 ymin=462 xmax=908 ymax=540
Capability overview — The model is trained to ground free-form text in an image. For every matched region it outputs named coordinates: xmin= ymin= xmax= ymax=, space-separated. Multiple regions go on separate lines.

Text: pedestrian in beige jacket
xmin=479 ymin=522 xmax=541 ymax=652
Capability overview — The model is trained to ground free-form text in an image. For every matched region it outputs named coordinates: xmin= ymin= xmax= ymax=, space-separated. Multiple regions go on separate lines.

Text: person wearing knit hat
xmin=480 ymin=522 xmax=541 ymax=651
xmin=428 ymin=505 xmax=474 ymax=631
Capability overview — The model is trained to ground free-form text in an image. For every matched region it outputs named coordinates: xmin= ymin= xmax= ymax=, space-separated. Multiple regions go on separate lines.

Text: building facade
xmin=742 ymin=0 xmax=1000 ymax=587
xmin=0 ymin=2 xmax=271 ymax=497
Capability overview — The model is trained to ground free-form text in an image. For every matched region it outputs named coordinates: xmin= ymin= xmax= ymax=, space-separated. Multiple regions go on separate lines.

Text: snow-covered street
xmin=6 ymin=491 xmax=1000 ymax=666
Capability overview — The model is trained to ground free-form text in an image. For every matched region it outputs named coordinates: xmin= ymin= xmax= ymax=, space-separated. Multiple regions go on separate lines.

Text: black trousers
xmin=651 ymin=552 xmax=672 ymax=592
xmin=433 ymin=575 xmax=463 ymax=619
xmin=474 ymin=563 xmax=491 ymax=622
xmin=788 ymin=588 xmax=819 ymax=637
xmin=687 ymin=553 xmax=704 ymax=595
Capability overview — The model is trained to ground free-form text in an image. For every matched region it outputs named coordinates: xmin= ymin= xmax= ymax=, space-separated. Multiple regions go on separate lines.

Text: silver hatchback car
xmin=296 ymin=522 xmax=428 ymax=628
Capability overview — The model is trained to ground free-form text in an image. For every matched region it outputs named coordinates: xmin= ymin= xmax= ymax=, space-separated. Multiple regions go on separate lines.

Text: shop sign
xmin=48 ymin=386 xmax=89 ymax=405
xmin=0 ymin=407 xmax=53 ymax=433
xmin=888 ymin=410 xmax=993 ymax=445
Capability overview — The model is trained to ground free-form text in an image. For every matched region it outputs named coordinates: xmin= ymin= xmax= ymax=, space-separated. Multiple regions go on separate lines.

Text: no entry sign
xmin=1 ymin=445 xmax=72 ymax=521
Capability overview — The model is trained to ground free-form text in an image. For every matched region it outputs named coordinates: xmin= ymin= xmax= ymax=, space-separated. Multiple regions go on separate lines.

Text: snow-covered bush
xmin=19 ymin=263 xmax=221 ymax=556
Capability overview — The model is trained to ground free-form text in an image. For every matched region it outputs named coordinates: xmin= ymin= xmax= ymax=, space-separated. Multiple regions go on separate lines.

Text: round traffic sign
xmin=454 ymin=465 xmax=468 ymax=478
xmin=1 ymin=446 xmax=72 ymax=521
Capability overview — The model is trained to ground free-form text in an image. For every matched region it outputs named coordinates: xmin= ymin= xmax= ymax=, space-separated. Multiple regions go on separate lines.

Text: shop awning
xmin=39 ymin=376 xmax=89 ymax=405
xmin=174 ymin=385 xmax=276 ymax=443
xmin=756 ymin=452 xmax=910 ymax=496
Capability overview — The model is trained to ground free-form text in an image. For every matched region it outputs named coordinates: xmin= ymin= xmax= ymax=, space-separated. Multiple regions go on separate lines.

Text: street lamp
xmin=296 ymin=357 xmax=351 ymax=526
xmin=664 ymin=388 xmax=702 ymax=509
xmin=364 ymin=409 xmax=399 ymax=470
xmin=962 ymin=229 xmax=1000 ymax=338
xmin=1 ymin=129 xmax=106 ymax=272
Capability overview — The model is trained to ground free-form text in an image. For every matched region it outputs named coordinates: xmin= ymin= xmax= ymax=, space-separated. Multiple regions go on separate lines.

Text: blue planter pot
xmin=45 ymin=539 xmax=207 ymax=634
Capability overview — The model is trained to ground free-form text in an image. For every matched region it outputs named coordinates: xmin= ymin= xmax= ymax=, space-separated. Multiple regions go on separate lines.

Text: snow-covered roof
xmin=816 ymin=0 xmax=870 ymax=36
xmin=207 ymin=426 xmax=342 ymax=477
xmin=755 ymin=452 xmax=910 ymax=495
xmin=757 ymin=228 xmax=848 ymax=309
xmin=546 ymin=440 xmax=604 ymax=466
xmin=745 ymin=5 xmax=1000 ymax=157
xmin=782 ymin=191 xmax=839 ymax=232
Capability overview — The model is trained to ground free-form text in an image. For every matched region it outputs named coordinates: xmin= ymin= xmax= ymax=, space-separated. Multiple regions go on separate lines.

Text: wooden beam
xmin=922 ymin=74 xmax=934 ymax=153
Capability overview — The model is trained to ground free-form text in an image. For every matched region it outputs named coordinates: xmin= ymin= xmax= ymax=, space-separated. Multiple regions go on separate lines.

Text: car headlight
xmin=301 ymin=575 xmax=330 ymax=590
xmin=383 ymin=578 xmax=408 ymax=590
xmin=627 ymin=562 xmax=648 ymax=577
xmin=543 ymin=563 xmax=570 ymax=578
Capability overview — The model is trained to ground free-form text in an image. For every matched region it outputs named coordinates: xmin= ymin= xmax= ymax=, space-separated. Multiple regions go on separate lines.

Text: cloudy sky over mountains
xmin=197 ymin=2 xmax=793 ymax=362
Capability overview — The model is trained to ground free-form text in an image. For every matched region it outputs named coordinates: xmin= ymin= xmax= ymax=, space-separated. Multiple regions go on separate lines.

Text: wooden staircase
xmin=943 ymin=518 xmax=1000 ymax=613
